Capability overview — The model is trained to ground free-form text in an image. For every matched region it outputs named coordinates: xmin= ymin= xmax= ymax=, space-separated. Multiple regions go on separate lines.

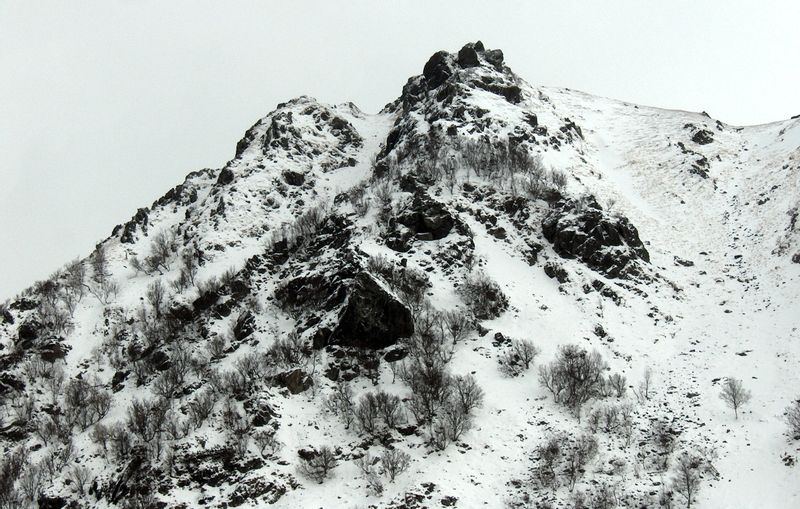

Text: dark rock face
xmin=397 ymin=197 xmax=455 ymax=241
xmin=423 ymin=51 xmax=453 ymax=89
xmin=168 ymin=303 xmax=194 ymax=323
xmin=193 ymin=289 xmax=220 ymax=313
xmin=0 ymin=373 xmax=25 ymax=396
xmin=330 ymin=272 xmax=414 ymax=349
xmin=10 ymin=298 xmax=38 ymax=311
xmin=1 ymin=307 xmax=13 ymax=324
xmin=39 ymin=341 xmax=68 ymax=362
xmin=246 ymin=398 xmax=277 ymax=426
xmin=457 ymin=44 xmax=480 ymax=68
xmin=119 ymin=207 xmax=149 ymax=244
xmin=18 ymin=320 xmax=40 ymax=342
xmin=37 ymin=495 xmax=69 ymax=509
xmin=543 ymin=262 xmax=569 ymax=283
xmin=484 ymin=49 xmax=504 ymax=68
xmin=471 ymin=79 xmax=522 ymax=104
xmin=232 ymin=311 xmax=255 ymax=341
xmin=217 ymin=167 xmax=234 ymax=186
xmin=692 ymin=129 xmax=714 ymax=145
xmin=274 ymin=369 xmax=313 ymax=394
xmin=542 ymin=197 xmax=650 ymax=279
xmin=282 ymin=170 xmax=305 ymax=186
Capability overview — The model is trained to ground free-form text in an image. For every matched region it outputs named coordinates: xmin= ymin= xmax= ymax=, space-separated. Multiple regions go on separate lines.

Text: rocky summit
xmin=1 ymin=42 xmax=800 ymax=509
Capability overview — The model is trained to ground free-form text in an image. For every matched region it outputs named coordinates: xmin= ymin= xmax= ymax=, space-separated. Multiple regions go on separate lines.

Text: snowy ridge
xmin=1 ymin=42 xmax=799 ymax=509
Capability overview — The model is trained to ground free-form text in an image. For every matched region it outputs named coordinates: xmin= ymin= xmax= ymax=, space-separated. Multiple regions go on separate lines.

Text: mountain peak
xmin=2 ymin=41 xmax=800 ymax=509
xmin=421 ymin=41 xmax=507 ymax=89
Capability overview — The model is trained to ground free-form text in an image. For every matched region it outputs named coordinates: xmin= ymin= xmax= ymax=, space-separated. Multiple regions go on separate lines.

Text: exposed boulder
xmin=217 ymin=167 xmax=234 ymax=186
xmin=10 ymin=298 xmax=37 ymax=311
xmin=193 ymin=289 xmax=220 ymax=314
xmin=37 ymin=495 xmax=70 ymax=509
xmin=542 ymin=197 xmax=650 ymax=279
xmin=330 ymin=272 xmax=414 ymax=349
xmin=282 ymin=170 xmax=305 ymax=186
xmin=274 ymin=369 xmax=313 ymax=394
xmin=118 ymin=207 xmax=149 ymax=244
xmin=39 ymin=341 xmax=68 ymax=362
xmin=543 ymin=262 xmax=569 ymax=283
xmin=245 ymin=397 xmax=278 ymax=426
xmin=232 ymin=311 xmax=255 ymax=341
xmin=17 ymin=320 xmax=40 ymax=343
xmin=397 ymin=195 xmax=456 ymax=240
xmin=423 ymin=51 xmax=453 ymax=89
xmin=484 ymin=48 xmax=504 ymax=68
xmin=457 ymin=43 xmax=480 ymax=68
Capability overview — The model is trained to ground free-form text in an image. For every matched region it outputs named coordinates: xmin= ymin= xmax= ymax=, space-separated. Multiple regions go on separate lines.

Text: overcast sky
xmin=1 ymin=1 xmax=799 ymax=299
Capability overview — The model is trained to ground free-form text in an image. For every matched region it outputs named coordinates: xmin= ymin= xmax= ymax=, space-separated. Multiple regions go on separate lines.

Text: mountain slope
xmin=1 ymin=42 xmax=799 ymax=509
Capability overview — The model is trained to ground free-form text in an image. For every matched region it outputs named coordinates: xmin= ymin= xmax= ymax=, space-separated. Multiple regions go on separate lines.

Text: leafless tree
xmin=451 ymin=374 xmax=484 ymax=415
xmin=607 ymin=373 xmax=627 ymax=398
xmin=146 ymin=280 xmax=167 ymax=319
xmin=381 ymin=449 xmax=411 ymax=481
xmin=719 ymin=377 xmax=751 ymax=419
xmin=672 ymin=452 xmax=703 ymax=508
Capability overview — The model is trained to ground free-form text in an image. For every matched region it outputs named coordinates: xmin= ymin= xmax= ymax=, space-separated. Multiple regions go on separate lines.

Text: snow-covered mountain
xmin=2 ymin=42 xmax=799 ymax=509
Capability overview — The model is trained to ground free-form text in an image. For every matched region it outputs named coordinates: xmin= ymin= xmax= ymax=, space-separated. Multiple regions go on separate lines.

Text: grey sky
xmin=1 ymin=0 xmax=798 ymax=299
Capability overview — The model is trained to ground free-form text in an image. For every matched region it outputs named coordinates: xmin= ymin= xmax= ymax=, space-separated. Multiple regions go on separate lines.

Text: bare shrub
xmin=267 ymin=332 xmax=307 ymax=367
xmin=0 ymin=448 xmax=27 ymax=508
xmin=606 ymin=373 xmax=627 ymax=398
xmin=632 ymin=366 xmax=654 ymax=403
xmin=650 ymin=419 xmax=677 ymax=471
xmin=439 ymin=310 xmax=469 ymax=346
xmin=64 ymin=378 xmax=111 ymax=430
xmin=538 ymin=344 xmax=606 ymax=420
xmin=501 ymin=338 xmax=541 ymax=376
xmin=786 ymin=399 xmax=800 ymax=440
xmin=147 ymin=230 xmax=178 ymax=274
xmin=451 ymin=374 xmax=484 ymax=415
xmin=381 ymin=449 xmax=411 ymax=481
xmin=187 ymin=389 xmax=216 ymax=429
xmin=459 ymin=271 xmax=508 ymax=320
xmin=324 ymin=382 xmax=355 ymax=429
xmin=67 ymin=464 xmax=90 ymax=495
xmin=209 ymin=335 xmax=227 ymax=359
xmin=300 ymin=446 xmax=338 ymax=483
xmin=126 ymin=397 xmax=169 ymax=443
xmin=254 ymin=430 xmax=282 ymax=457
xmin=564 ymin=435 xmax=598 ymax=490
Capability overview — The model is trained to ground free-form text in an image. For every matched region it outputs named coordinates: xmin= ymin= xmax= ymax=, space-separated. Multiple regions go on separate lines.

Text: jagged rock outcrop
xmin=330 ymin=272 xmax=414 ymax=349
xmin=542 ymin=197 xmax=650 ymax=278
